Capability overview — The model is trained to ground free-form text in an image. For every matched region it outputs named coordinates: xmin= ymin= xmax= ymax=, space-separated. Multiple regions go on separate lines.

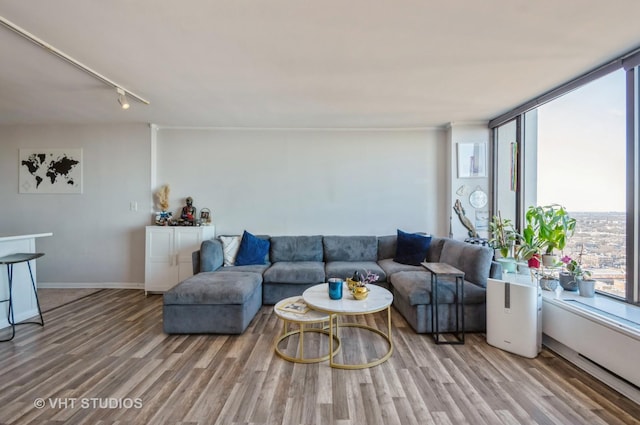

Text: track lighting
xmin=0 ymin=15 xmax=150 ymax=107
xmin=117 ymin=88 xmax=130 ymax=110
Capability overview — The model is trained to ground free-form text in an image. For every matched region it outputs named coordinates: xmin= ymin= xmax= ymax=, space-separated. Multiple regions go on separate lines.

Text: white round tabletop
xmin=274 ymin=296 xmax=330 ymax=322
xmin=303 ymin=283 xmax=393 ymax=315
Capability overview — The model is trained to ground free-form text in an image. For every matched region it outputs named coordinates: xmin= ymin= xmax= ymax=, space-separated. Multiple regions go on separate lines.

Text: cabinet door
xmin=145 ymin=227 xmax=176 ymax=292
xmin=175 ymin=228 xmax=209 ymax=282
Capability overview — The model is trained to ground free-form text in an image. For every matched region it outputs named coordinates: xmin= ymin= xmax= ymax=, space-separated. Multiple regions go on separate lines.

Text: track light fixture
xmin=116 ymin=88 xmax=130 ymax=110
xmin=0 ymin=15 xmax=150 ymax=107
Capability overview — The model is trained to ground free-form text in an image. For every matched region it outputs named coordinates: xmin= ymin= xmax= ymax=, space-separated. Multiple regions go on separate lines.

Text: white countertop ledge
xmin=0 ymin=233 xmax=53 ymax=242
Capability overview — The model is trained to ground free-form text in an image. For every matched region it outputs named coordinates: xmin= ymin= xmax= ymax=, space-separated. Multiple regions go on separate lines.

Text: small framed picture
xmin=457 ymin=142 xmax=486 ymax=178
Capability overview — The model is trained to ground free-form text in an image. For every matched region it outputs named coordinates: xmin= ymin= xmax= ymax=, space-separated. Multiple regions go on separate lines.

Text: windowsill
xmin=542 ymin=288 xmax=640 ymax=340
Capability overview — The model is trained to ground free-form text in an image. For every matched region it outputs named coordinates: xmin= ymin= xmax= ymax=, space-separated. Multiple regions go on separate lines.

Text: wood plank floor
xmin=0 ymin=289 xmax=638 ymax=425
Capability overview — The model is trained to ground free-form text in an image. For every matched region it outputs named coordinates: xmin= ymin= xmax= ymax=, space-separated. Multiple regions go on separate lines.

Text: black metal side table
xmin=0 ymin=252 xmax=45 ymax=342
xmin=421 ymin=262 xmax=465 ymax=345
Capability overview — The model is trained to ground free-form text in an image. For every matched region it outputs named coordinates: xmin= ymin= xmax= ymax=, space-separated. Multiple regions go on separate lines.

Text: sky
xmin=536 ymin=69 xmax=626 ymax=212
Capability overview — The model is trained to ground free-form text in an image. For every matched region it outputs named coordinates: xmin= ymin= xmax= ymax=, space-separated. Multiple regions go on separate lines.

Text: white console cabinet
xmin=145 ymin=226 xmax=215 ymax=293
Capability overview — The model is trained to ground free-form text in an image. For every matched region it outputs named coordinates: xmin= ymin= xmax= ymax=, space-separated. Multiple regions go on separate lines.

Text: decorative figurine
xmin=155 ymin=184 xmax=172 ymax=225
xmin=453 ymin=198 xmax=478 ymax=238
xmin=181 ymin=197 xmax=196 ymax=224
xmin=200 ymin=208 xmax=212 ymax=225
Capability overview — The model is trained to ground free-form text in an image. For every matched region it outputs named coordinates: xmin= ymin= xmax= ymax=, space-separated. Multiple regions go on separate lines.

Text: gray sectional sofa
xmin=163 ymin=234 xmax=501 ymax=335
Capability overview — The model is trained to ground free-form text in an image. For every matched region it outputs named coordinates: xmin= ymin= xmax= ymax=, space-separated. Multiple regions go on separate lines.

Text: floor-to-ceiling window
xmin=490 ymin=58 xmax=638 ymax=304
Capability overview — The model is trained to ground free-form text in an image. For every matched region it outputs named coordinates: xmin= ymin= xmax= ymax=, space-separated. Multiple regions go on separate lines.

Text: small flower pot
xmin=559 ymin=272 xmax=578 ymax=291
xmin=541 ymin=254 xmax=558 ymax=267
xmin=578 ymin=279 xmax=596 ymax=297
xmin=527 ymin=254 xmax=541 ymax=269
xmin=540 ymin=277 xmax=558 ymax=291
xmin=497 ymin=257 xmax=517 ymax=273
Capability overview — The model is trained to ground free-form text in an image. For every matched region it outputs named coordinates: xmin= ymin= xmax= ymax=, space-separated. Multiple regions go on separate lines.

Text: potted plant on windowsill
xmin=560 ymin=245 xmax=594 ymax=296
xmin=539 ymin=269 xmax=559 ymax=291
xmin=489 ymin=212 xmax=519 ymax=273
xmin=525 ymin=204 xmax=576 ymax=266
xmin=516 ymin=211 xmax=544 ymax=269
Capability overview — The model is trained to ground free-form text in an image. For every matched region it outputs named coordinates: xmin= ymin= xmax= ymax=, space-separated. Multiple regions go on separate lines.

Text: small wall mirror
xmin=469 ymin=187 xmax=488 ymax=209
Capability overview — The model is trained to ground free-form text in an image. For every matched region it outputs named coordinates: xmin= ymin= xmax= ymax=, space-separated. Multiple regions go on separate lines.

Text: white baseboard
xmin=38 ymin=282 xmax=144 ymax=290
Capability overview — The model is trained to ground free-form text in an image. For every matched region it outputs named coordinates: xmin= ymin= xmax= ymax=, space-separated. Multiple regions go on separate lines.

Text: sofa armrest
xmin=199 ymin=239 xmax=224 ymax=273
xmin=489 ymin=261 xmax=502 ymax=279
xmin=192 ymin=250 xmax=201 ymax=275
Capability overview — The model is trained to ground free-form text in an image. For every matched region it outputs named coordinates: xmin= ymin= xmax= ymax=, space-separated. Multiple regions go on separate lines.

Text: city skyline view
xmin=536 ymin=69 xmax=627 ymax=298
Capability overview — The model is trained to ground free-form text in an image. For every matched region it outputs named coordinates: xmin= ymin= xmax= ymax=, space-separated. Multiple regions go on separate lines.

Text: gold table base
xmin=328 ymin=305 xmax=393 ymax=370
xmin=274 ymin=318 xmax=340 ymax=364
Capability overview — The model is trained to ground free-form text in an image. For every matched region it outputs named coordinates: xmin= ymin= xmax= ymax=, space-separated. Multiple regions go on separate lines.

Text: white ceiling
xmin=1 ymin=1 xmax=639 ymax=129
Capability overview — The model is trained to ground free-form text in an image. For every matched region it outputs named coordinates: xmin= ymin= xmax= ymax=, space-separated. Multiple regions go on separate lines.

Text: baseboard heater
xmin=542 ymin=297 xmax=640 ymax=405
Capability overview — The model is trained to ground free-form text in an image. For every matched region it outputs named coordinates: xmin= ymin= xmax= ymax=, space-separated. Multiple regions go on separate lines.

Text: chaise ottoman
xmin=163 ymin=271 xmax=263 ymax=334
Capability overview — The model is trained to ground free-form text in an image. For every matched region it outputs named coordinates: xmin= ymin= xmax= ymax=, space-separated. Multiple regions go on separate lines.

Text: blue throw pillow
xmin=235 ymin=231 xmax=270 ymax=266
xmin=394 ymin=229 xmax=432 ymax=266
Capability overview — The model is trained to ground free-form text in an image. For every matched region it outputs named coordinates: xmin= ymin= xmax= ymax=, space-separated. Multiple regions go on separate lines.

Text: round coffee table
xmin=302 ymin=283 xmax=393 ymax=369
xmin=273 ymin=296 xmax=340 ymax=364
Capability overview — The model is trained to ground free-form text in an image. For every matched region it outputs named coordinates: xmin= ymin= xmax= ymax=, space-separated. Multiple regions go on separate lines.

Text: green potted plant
xmin=516 ymin=212 xmax=544 ymax=269
xmin=560 ymin=245 xmax=593 ymax=295
xmin=488 ymin=213 xmax=519 ymax=273
xmin=524 ymin=204 xmax=576 ymax=266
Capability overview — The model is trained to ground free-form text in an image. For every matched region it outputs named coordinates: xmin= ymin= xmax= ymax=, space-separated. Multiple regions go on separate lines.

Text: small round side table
xmin=273 ymin=296 xmax=340 ymax=363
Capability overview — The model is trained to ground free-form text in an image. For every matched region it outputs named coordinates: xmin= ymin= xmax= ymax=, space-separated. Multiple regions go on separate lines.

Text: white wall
xmin=0 ymin=124 xmax=151 ymax=286
xmin=446 ymin=123 xmax=491 ymax=240
xmin=0 ymin=125 xmax=449 ymax=286
xmin=156 ymin=128 xmax=447 ymax=237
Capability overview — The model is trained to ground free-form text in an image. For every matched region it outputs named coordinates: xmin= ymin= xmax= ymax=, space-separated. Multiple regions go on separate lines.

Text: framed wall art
xmin=19 ymin=148 xmax=83 ymax=194
xmin=457 ymin=142 xmax=486 ymax=178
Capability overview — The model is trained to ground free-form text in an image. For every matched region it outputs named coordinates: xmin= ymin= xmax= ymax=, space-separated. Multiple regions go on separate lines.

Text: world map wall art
xmin=19 ymin=148 xmax=83 ymax=194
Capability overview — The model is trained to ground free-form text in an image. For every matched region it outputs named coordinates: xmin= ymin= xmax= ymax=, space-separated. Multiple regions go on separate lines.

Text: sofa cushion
xmin=426 ymin=237 xmax=446 ymax=262
xmin=270 ymin=235 xmax=323 ymax=262
xmin=377 ymin=258 xmax=423 ymax=277
xmin=377 ymin=235 xmax=397 ymax=260
xmin=390 ymin=271 xmax=454 ymax=305
xmin=394 ymin=229 xmax=432 ymax=265
xmin=236 ymin=231 xmax=270 ymax=266
xmin=462 ymin=282 xmax=487 ymax=304
xmin=439 ymin=239 xmax=493 ymax=287
xmin=391 ymin=271 xmax=437 ymax=305
xmin=323 ymin=236 xmax=378 ymax=262
xmin=219 ymin=235 xmax=241 ymax=266
xmin=391 ymin=271 xmax=486 ymax=306
xmin=164 ymin=271 xmax=262 ymax=305
xmin=391 ymin=270 xmax=454 ymax=305
xmin=325 ymin=261 xmax=386 ymax=282
xmin=219 ymin=264 xmax=270 ymax=274
xmin=263 ymin=261 xmax=325 ymax=284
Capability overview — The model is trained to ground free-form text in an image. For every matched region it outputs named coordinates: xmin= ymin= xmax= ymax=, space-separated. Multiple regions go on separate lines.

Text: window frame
xmin=490 ymin=51 xmax=640 ymax=305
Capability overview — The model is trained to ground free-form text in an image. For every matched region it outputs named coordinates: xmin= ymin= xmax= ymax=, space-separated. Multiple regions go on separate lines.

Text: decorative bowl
xmin=352 ymin=286 xmax=369 ymax=300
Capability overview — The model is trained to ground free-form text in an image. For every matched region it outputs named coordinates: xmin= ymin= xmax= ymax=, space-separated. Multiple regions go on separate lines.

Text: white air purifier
xmin=486 ymin=275 xmax=542 ymax=358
